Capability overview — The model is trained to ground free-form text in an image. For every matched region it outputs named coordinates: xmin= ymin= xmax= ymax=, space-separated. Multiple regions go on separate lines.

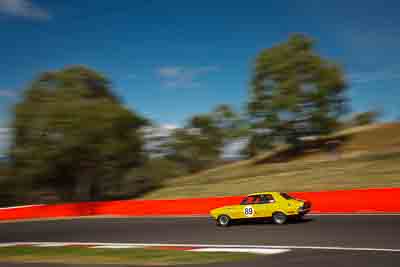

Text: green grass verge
xmin=0 ymin=246 xmax=257 ymax=266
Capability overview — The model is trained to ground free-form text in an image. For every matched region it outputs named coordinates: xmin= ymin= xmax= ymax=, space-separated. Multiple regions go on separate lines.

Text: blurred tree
xmin=241 ymin=132 xmax=273 ymax=158
xmin=211 ymin=104 xmax=249 ymax=139
xmin=10 ymin=66 xmax=148 ymax=201
xmin=352 ymin=110 xmax=382 ymax=126
xmin=166 ymin=115 xmax=224 ymax=173
xmin=248 ymin=34 xmax=347 ymax=152
xmin=212 ymin=105 xmax=237 ymax=129
xmin=111 ymin=158 xmax=189 ymax=200
xmin=189 ymin=114 xmax=223 ymax=142
xmin=0 ymin=162 xmax=17 ymax=206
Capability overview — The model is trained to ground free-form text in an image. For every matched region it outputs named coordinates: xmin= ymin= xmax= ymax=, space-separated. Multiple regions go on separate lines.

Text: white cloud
xmin=0 ymin=128 xmax=10 ymax=134
xmin=162 ymin=124 xmax=178 ymax=131
xmin=157 ymin=66 xmax=219 ymax=88
xmin=158 ymin=67 xmax=181 ymax=78
xmin=142 ymin=124 xmax=179 ymax=138
xmin=142 ymin=124 xmax=180 ymax=157
xmin=153 ymin=124 xmax=179 ymax=138
xmin=0 ymin=89 xmax=17 ymax=98
xmin=222 ymin=138 xmax=248 ymax=160
xmin=0 ymin=0 xmax=51 ymax=20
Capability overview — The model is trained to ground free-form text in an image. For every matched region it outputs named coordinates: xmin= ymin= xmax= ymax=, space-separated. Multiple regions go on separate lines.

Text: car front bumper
xmin=298 ymin=208 xmax=311 ymax=216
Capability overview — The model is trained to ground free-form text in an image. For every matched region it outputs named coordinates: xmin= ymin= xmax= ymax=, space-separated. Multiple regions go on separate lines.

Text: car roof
xmin=247 ymin=192 xmax=279 ymax=196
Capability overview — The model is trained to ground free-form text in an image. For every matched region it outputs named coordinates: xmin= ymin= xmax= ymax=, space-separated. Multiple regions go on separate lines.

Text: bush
xmin=102 ymin=158 xmax=189 ymax=200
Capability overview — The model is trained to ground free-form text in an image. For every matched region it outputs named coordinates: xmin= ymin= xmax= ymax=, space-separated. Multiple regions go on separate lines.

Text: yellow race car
xmin=210 ymin=192 xmax=311 ymax=226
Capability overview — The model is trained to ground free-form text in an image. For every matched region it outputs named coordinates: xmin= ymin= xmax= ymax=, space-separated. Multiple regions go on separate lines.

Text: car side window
xmin=240 ymin=196 xmax=261 ymax=205
xmin=252 ymin=196 xmax=262 ymax=204
xmin=259 ymin=194 xmax=275 ymax=204
xmin=240 ymin=197 xmax=249 ymax=205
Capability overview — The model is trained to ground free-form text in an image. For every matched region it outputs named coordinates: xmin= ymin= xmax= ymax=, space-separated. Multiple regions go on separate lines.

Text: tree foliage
xmin=114 ymin=158 xmax=188 ymax=199
xmin=11 ymin=66 xmax=148 ymax=201
xmin=248 ymin=34 xmax=347 ymax=150
xmin=351 ymin=110 xmax=381 ymax=126
xmin=166 ymin=114 xmax=224 ymax=172
xmin=211 ymin=104 xmax=249 ymax=139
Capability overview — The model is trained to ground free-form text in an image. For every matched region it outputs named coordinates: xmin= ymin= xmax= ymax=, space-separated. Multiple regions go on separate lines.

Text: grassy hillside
xmin=143 ymin=123 xmax=400 ymax=199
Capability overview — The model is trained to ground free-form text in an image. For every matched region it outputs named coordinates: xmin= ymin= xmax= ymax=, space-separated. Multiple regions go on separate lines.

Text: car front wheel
xmin=217 ymin=215 xmax=231 ymax=227
xmin=272 ymin=212 xmax=287 ymax=225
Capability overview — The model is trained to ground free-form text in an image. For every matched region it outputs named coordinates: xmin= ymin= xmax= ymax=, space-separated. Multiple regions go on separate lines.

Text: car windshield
xmin=280 ymin=193 xmax=295 ymax=200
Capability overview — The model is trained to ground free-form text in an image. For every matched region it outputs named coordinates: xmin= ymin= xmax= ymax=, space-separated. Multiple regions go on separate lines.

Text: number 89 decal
xmin=244 ymin=205 xmax=254 ymax=217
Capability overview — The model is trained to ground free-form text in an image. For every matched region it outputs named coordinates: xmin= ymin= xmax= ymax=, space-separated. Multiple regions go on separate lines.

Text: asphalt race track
xmin=1 ymin=215 xmax=400 ymax=267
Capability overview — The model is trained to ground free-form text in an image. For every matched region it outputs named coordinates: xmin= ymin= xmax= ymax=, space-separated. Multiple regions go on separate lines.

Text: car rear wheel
xmin=272 ymin=212 xmax=287 ymax=225
xmin=217 ymin=215 xmax=231 ymax=227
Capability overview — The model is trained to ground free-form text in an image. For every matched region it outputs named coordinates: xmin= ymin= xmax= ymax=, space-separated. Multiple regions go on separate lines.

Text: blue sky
xmin=1 ymin=0 xmax=400 ymax=133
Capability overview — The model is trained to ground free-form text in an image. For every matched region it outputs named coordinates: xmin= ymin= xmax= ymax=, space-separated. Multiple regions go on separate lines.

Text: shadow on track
xmin=226 ymin=217 xmax=314 ymax=227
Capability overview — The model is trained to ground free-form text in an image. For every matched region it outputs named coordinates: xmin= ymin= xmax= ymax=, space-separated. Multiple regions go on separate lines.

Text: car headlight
xmin=298 ymin=206 xmax=306 ymax=212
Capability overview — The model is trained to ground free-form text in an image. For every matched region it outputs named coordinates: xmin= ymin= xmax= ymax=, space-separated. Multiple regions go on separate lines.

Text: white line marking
xmin=35 ymin=243 xmax=80 ymax=247
xmin=191 ymin=248 xmax=290 ymax=255
xmin=91 ymin=245 xmax=146 ymax=249
xmin=0 ymin=243 xmax=21 ymax=247
xmin=0 ymin=242 xmax=399 ymax=253
xmin=0 ymin=205 xmax=43 ymax=210
xmin=125 ymin=243 xmax=400 ymax=252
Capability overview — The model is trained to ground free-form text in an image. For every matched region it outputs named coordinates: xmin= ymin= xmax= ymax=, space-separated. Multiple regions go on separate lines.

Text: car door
xmin=257 ymin=194 xmax=276 ymax=217
xmin=239 ymin=195 xmax=265 ymax=219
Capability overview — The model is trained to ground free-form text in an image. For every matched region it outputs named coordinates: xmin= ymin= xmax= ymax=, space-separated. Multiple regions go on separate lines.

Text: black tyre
xmin=217 ymin=215 xmax=231 ymax=227
xmin=272 ymin=212 xmax=287 ymax=225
